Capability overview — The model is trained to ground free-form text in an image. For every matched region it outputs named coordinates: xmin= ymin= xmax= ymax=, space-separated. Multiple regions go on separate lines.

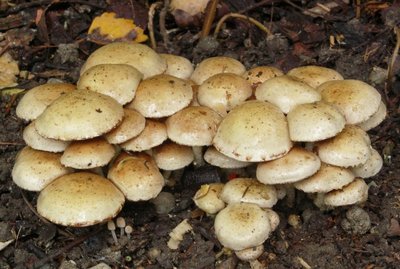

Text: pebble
xmin=88 ymin=262 xmax=112 ymax=269
xmin=341 ymin=206 xmax=371 ymax=235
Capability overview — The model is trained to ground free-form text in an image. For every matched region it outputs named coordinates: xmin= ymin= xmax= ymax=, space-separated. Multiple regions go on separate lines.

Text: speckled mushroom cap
xmin=16 ymin=83 xmax=75 ymax=121
xmin=318 ymin=79 xmax=381 ymax=124
xmin=12 ymin=146 xmax=73 ymax=191
xmin=37 ymin=172 xmax=125 ymax=227
xmin=80 ymin=42 xmax=167 ymax=79
xmin=77 ymin=64 xmax=143 ymax=105
xmin=256 ymin=147 xmax=321 ymax=185
xmin=190 ymin=56 xmax=246 ymax=85
xmin=160 ymin=53 xmax=194 ymax=79
xmin=166 ymin=106 xmax=222 ymax=146
xmin=107 ymin=152 xmax=165 ymax=201
xmin=316 ymin=125 xmax=371 ymax=167
xmin=213 ymin=100 xmax=292 ymax=162
xmin=104 ymin=108 xmax=146 ymax=144
xmin=204 ymin=146 xmax=251 ymax=169
xmin=242 ymin=66 xmax=284 ymax=88
xmin=357 ymin=101 xmax=387 ymax=131
xmin=287 ymin=65 xmax=344 ymax=88
xmin=351 ymin=147 xmax=383 ymax=178
xmin=255 ymin=75 xmax=321 ymax=114
xmin=120 ymin=119 xmax=167 ymax=152
xmin=193 ymin=183 xmax=225 ymax=214
xmin=152 ymin=141 xmax=194 ymax=170
xmin=294 ymin=163 xmax=355 ymax=193
xmin=197 ymin=73 xmax=252 ymax=116
xmin=60 ymin=137 xmax=116 ymax=169
xmin=214 ymin=202 xmax=271 ymax=251
xmin=23 ymin=121 xmax=69 ymax=152
xmin=323 ymin=178 xmax=369 ymax=207
xmin=219 ymin=178 xmax=278 ymax=209
xmin=287 ymin=101 xmax=346 ymax=142
xmin=35 ymin=90 xmax=124 ymax=141
xmin=127 ymin=74 xmax=193 ymax=118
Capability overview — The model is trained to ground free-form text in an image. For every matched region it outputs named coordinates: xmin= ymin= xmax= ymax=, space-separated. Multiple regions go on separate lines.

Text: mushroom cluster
xmin=13 ymin=42 xmax=385 ymax=259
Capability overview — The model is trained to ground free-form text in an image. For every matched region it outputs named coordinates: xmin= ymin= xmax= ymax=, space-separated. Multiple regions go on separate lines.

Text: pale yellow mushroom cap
xmin=153 ymin=141 xmax=194 ymax=170
xmin=35 ymin=90 xmax=124 ymax=141
xmin=256 ymin=147 xmax=321 ymax=185
xmin=23 ymin=121 xmax=69 ymax=153
xmin=255 ymin=75 xmax=321 ymax=114
xmin=243 ymin=66 xmax=284 ymax=88
xmin=170 ymin=0 xmax=210 ymax=16
xmin=80 ymin=42 xmax=167 ymax=79
xmin=37 ymin=172 xmax=125 ymax=226
xmin=287 ymin=101 xmax=346 ymax=142
xmin=214 ymin=202 xmax=271 ymax=251
xmin=127 ymin=74 xmax=193 ymax=118
xmin=160 ymin=53 xmax=194 ymax=79
xmin=12 ymin=147 xmax=74 ymax=191
xmin=16 ymin=83 xmax=75 ymax=121
xmin=287 ymin=65 xmax=344 ymax=88
xmin=351 ymin=147 xmax=383 ymax=178
xmin=357 ymin=101 xmax=387 ymax=131
xmin=319 ymin=79 xmax=381 ymax=124
xmin=107 ymin=152 xmax=165 ymax=201
xmin=77 ymin=64 xmax=143 ymax=105
xmin=323 ymin=178 xmax=369 ymax=207
xmin=213 ymin=100 xmax=292 ymax=162
xmin=190 ymin=56 xmax=246 ymax=85
xmin=193 ymin=183 xmax=225 ymax=214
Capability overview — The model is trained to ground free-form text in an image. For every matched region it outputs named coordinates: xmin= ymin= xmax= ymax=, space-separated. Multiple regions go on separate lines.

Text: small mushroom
xmin=160 ymin=53 xmax=194 ymax=79
xmin=193 ymin=183 xmax=225 ymax=214
xmin=242 ymin=66 xmax=284 ymax=89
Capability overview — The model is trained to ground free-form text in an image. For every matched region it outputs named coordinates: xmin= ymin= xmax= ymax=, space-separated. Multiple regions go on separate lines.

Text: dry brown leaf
xmin=0 ymin=52 xmax=19 ymax=89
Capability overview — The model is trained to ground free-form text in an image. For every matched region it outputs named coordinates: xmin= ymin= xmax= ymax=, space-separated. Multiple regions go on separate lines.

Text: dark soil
xmin=1 ymin=1 xmax=400 ymax=268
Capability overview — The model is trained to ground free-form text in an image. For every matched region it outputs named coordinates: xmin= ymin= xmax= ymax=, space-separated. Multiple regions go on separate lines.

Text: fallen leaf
xmin=0 ymin=239 xmax=14 ymax=252
xmin=0 ymin=52 xmax=19 ymax=89
xmin=0 ymin=88 xmax=25 ymax=96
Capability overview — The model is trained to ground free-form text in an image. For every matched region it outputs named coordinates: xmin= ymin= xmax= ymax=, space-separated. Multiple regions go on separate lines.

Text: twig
xmin=355 ymin=0 xmax=361 ymax=19
xmin=148 ymin=2 xmax=162 ymax=50
xmin=20 ymin=189 xmax=52 ymax=225
xmin=200 ymin=0 xmax=219 ymax=38
xmin=0 ymin=141 xmax=25 ymax=146
xmin=159 ymin=0 xmax=170 ymax=48
xmin=214 ymin=13 xmax=272 ymax=38
xmin=386 ymin=26 xmax=400 ymax=96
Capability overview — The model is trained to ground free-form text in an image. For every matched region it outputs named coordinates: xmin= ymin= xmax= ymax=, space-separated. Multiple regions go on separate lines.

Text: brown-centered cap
xmin=23 ymin=121 xmax=69 ymax=152
xmin=37 ymin=172 xmax=125 ymax=226
xmin=35 ymin=90 xmax=124 ymax=141
xmin=77 ymin=64 xmax=143 ymax=105
xmin=152 ymin=141 xmax=194 ymax=170
xmin=287 ymin=65 xmax=344 ymax=88
xmin=213 ymin=100 xmax=292 ymax=162
xmin=242 ymin=66 xmax=284 ymax=88
xmin=16 ymin=83 xmax=75 ymax=121
xmin=107 ymin=152 xmax=165 ymax=201
xmin=12 ymin=146 xmax=73 ymax=191
xmin=160 ymin=53 xmax=194 ymax=79
xmin=204 ymin=146 xmax=251 ymax=169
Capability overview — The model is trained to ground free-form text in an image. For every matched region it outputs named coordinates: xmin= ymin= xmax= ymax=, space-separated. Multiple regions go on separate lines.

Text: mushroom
xmin=242 ymin=66 xmax=284 ymax=89
xmin=160 ymin=53 xmax=194 ymax=79
xmin=287 ymin=65 xmax=344 ymax=88
xmin=37 ymin=172 xmax=125 ymax=226
xmin=16 ymin=82 xmax=75 ymax=121
xmin=170 ymin=0 xmax=210 ymax=17
xmin=193 ymin=183 xmax=225 ymax=214
xmin=323 ymin=178 xmax=369 ymax=207
xmin=77 ymin=64 xmax=143 ymax=105
xmin=357 ymin=101 xmax=387 ymax=131
xmin=213 ymin=100 xmax=292 ymax=162
xmin=80 ymin=42 xmax=167 ymax=79
xmin=204 ymin=146 xmax=251 ymax=169
xmin=12 ymin=146 xmax=74 ymax=192
xmin=23 ymin=121 xmax=69 ymax=152
xmin=34 ymin=89 xmax=124 ymax=141
xmin=255 ymin=75 xmax=321 ymax=114
xmin=235 ymin=244 xmax=264 ymax=262
xmin=351 ymin=147 xmax=383 ymax=178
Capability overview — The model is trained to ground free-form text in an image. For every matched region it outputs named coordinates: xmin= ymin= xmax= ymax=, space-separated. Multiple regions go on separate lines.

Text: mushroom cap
xmin=16 ymin=83 xmax=75 ymax=121
xmin=256 ymin=147 xmax=321 ymax=185
xmin=220 ymin=178 xmax=278 ymax=208
xmin=214 ymin=202 xmax=271 ymax=251
xmin=255 ymin=75 xmax=321 ymax=114
xmin=323 ymin=178 xmax=368 ymax=207
xmin=37 ymin=172 xmax=125 ymax=227
xmin=190 ymin=56 xmax=246 ymax=85
xmin=104 ymin=108 xmax=146 ymax=144
xmin=357 ymin=101 xmax=387 ymax=131
xmin=235 ymin=244 xmax=264 ymax=261
xmin=197 ymin=73 xmax=252 ymax=115
xmin=61 ymin=137 xmax=116 ymax=169
xmin=319 ymin=79 xmax=381 ymax=124
xmin=80 ymin=42 xmax=167 ymax=79
xmin=127 ymin=74 xmax=193 ymax=118
xmin=242 ymin=66 xmax=284 ymax=88
xmin=12 ymin=147 xmax=73 ymax=192
xmin=204 ymin=146 xmax=251 ymax=169
xmin=351 ymin=147 xmax=383 ymax=178
xmin=316 ymin=125 xmax=371 ymax=167
xmin=23 ymin=121 xmax=69 ymax=152
xmin=77 ymin=64 xmax=143 ymax=105
xmin=287 ymin=65 xmax=344 ymax=88
xmin=170 ymin=0 xmax=210 ymax=16
xmin=160 ymin=53 xmax=194 ymax=79
xmin=107 ymin=152 xmax=165 ymax=201
xmin=193 ymin=183 xmax=225 ymax=214
xmin=35 ymin=90 xmax=124 ymax=141
xmin=294 ymin=163 xmax=355 ymax=193
xmin=213 ymin=100 xmax=292 ymax=162
xmin=166 ymin=106 xmax=222 ymax=146
xmin=264 ymin=208 xmax=280 ymax=231
xmin=153 ymin=141 xmax=194 ymax=170
xmin=120 ymin=119 xmax=167 ymax=152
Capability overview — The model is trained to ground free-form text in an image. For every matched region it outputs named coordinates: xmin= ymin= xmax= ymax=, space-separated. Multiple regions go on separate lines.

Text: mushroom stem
xmin=116 ymin=217 xmax=126 ymax=237
xmin=125 ymin=225 xmax=133 ymax=240
xmin=107 ymin=220 xmax=119 ymax=245
xmin=192 ymin=146 xmax=205 ymax=167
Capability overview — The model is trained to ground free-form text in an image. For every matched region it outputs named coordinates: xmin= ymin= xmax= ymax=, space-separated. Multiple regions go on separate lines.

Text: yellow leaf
xmin=88 ymin=12 xmax=148 ymax=43
xmin=0 ymin=88 xmax=25 ymax=96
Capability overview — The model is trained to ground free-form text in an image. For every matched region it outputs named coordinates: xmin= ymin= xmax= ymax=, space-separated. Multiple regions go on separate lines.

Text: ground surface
xmin=0 ymin=0 xmax=399 ymax=268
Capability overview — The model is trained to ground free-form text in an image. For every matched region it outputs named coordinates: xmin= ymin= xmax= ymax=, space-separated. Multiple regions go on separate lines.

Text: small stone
xmin=288 ymin=214 xmax=302 ymax=229
xmin=341 ymin=206 xmax=371 ymax=235
xmin=59 ymin=260 xmax=78 ymax=269
xmin=88 ymin=263 xmax=112 ymax=269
